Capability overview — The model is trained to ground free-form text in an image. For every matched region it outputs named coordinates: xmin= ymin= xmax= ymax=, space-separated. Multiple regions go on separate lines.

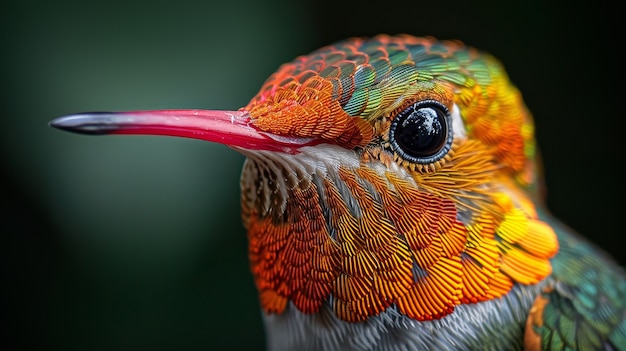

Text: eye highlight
xmin=388 ymin=100 xmax=453 ymax=165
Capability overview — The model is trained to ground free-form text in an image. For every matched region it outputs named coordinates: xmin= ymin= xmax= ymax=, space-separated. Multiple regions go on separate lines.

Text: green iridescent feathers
xmin=527 ymin=215 xmax=626 ymax=350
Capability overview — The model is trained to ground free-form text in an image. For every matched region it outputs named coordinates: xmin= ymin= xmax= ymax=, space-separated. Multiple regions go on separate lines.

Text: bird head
xmin=51 ymin=34 xmax=558 ymax=323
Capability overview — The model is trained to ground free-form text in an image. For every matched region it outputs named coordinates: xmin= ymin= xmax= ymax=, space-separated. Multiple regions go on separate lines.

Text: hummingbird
xmin=50 ymin=34 xmax=625 ymax=350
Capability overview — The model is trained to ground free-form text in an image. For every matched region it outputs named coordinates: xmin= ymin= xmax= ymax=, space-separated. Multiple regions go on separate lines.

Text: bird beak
xmin=49 ymin=109 xmax=317 ymax=154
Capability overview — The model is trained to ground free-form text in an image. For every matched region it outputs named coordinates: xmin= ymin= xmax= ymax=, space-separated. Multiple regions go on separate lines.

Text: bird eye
xmin=388 ymin=100 xmax=453 ymax=164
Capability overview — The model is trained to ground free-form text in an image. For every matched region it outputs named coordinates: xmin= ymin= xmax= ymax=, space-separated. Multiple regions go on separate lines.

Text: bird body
xmin=51 ymin=34 xmax=626 ymax=350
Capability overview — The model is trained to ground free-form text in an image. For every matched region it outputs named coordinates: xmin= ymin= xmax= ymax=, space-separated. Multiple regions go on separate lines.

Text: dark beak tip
xmin=48 ymin=113 xmax=118 ymax=135
xmin=49 ymin=116 xmax=76 ymax=132
xmin=49 ymin=118 xmax=65 ymax=129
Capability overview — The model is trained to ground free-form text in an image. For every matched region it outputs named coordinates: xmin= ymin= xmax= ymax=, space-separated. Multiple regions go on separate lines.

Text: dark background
xmin=2 ymin=1 xmax=622 ymax=350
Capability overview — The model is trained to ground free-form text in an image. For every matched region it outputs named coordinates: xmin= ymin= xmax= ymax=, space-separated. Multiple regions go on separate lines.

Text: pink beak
xmin=50 ymin=109 xmax=317 ymax=154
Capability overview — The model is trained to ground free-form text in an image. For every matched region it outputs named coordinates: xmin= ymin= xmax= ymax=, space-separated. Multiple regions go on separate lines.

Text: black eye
xmin=388 ymin=100 xmax=453 ymax=164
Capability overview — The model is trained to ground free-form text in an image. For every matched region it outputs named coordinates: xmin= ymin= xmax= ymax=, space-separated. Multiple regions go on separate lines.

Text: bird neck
xmin=238 ymin=142 xmax=558 ymax=323
xmin=262 ymin=281 xmax=545 ymax=350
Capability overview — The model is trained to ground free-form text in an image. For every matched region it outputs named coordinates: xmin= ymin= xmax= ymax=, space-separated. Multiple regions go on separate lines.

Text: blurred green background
xmin=2 ymin=1 xmax=621 ymax=350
